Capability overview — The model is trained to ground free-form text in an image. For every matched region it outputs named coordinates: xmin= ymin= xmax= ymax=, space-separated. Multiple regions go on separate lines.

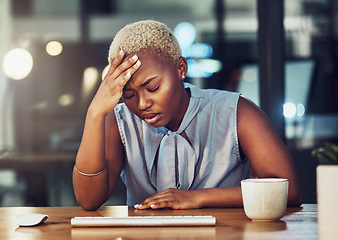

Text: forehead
xmin=126 ymin=52 xmax=175 ymax=87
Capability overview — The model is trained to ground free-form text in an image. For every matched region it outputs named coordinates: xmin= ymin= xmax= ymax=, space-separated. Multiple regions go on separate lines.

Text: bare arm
xmin=236 ymin=97 xmax=303 ymax=206
xmin=73 ymin=51 xmax=141 ymax=210
xmin=135 ymin=96 xmax=302 ymax=209
xmin=72 ymin=110 xmax=124 ymax=211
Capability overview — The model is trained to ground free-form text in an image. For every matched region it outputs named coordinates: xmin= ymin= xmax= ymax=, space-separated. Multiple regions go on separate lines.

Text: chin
xmin=146 ymin=121 xmax=165 ymax=128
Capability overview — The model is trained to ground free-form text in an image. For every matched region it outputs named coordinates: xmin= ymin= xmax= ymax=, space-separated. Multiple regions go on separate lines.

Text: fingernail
xmin=134 ymin=204 xmax=139 ymax=208
xmin=132 ymin=55 xmax=138 ymax=60
xmin=150 ymin=204 xmax=156 ymax=208
xmin=135 ymin=60 xmax=141 ymax=66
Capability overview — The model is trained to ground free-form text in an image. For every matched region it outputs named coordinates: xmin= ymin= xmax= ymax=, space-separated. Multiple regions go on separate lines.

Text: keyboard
xmin=71 ymin=215 xmax=216 ymax=227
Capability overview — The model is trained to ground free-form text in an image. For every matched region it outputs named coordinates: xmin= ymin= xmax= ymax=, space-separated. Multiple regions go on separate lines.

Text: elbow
xmin=288 ymin=191 xmax=303 ymax=207
xmin=75 ymin=191 xmax=104 ymax=211
xmin=81 ymin=206 xmax=100 ymax=211
xmin=288 ymin=199 xmax=303 ymax=208
xmin=288 ymin=179 xmax=304 ymax=207
xmin=78 ymin=200 xmax=102 ymax=211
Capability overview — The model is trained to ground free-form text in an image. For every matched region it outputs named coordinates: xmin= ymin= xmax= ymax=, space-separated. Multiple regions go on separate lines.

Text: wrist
xmin=194 ymin=189 xmax=208 ymax=208
xmin=87 ymin=105 xmax=107 ymax=121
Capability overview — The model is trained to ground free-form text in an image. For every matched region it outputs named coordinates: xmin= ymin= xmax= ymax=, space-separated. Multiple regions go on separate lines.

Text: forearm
xmin=136 ymin=187 xmax=244 ymax=210
xmin=73 ymin=109 xmax=110 ymax=210
xmin=76 ymin=109 xmax=106 ymax=172
xmin=198 ymin=182 xmax=302 ymax=208
xmin=197 ymin=187 xmax=243 ymax=208
xmin=285 ymin=177 xmax=303 ymax=207
xmin=73 ymin=168 xmax=110 ymax=211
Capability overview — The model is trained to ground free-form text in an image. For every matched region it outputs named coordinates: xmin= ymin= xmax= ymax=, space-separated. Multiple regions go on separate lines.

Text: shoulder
xmin=188 ymin=83 xmax=239 ymax=100
xmin=204 ymin=88 xmax=239 ymax=102
xmin=237 ymin=96 xmax=285 ymax=160
xmin=202 ymin=89 xmax=240 ymax=118
xmin=237 ymin=96 xmax=271 ymax=131
xmin=187 ymin=83 xmax=240 ymax=111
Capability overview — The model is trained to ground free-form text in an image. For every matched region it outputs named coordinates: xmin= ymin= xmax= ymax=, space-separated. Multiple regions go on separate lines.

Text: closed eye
xmin=123 ymin=92 xmax=135 ymax=99
xmin=148 ymin=86 xmax=160 ymax=92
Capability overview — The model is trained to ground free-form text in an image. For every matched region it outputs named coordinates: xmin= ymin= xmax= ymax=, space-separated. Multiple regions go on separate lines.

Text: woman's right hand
xmin=88 ymin=50 xmax=141 ymax=117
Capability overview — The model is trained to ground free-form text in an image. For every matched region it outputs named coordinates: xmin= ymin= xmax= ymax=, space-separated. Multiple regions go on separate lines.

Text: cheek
xmin=157 ymin=86 xmax=181 ymax=112
xmin=157 ymin=85 xmax=177 ymax=105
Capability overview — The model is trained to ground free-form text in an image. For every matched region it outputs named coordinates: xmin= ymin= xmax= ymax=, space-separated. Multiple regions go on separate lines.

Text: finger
xmin=105 ymin=49 xmax=125 ymax=78
xmin=150 ymin=201 xmax=175 ymax=209
xmin=143 ymin=196 xmax=178 ymax=210
xmin=111 ymin=54 xmax=139 ymax=80
xmin=116 ymin=71 xmax=131 ymax=91
xmin=138 ymin=194 xmax=162 ymax=207
xmin=115 ymin=59 xmax=141 ymax=91
xmin=134 ymin=196 xmax=162 ymax=210
xmin=134 ymin=203 xmax=152 ymax=210
xmin=138 ymin=189 xmax=174 ymax=206
xmin=134 ymin=188 xmax=178 ymax=210
xmin=125 ymin=59 xmax=141 ymax=79
xmin=134 ymin=197 xmax=155 ymax=209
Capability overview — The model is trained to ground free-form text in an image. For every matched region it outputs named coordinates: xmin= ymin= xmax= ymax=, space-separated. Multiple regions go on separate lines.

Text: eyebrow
xmin=124 ymin=76 xmax=159 ymax=91
xmin=141 ymin=76 xmax=159 ymax=87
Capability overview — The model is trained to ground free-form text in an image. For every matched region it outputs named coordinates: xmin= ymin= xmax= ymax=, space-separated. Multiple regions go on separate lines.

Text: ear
xmin=176 ymin=57 xmax=188 ymax=81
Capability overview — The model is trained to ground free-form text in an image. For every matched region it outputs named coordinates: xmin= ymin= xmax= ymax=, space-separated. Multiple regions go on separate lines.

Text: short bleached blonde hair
xmin=108 ymin=20 xmax=182 ymax=65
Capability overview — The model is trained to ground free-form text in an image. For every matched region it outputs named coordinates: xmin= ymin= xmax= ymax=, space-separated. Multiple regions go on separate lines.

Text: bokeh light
xmin=174 ymin=22 xmax=196 ymax=49
xmin=83 ymin=67 xmax=99 ymax=87
xmin=283 ymin=103 xmax=297 ymax=118
xmin=102 ymin=65 xmax=110 ymax=80
xmin=197 ymin=59 xmax=222 ymax=73
xmin=46 ymin=41 xmax=63 ymax=56
xmin=2 ymin=48 xmax=33 ymax=80
xmin=243 ymin=69 xmax=257 ymax=82
xmin=58 ymin=93 xmax=74 ymax=106
xmin=82 ymin=67 xmax=99 ymax=102
xmin=297 ymin=103 xmax=306 ymax=117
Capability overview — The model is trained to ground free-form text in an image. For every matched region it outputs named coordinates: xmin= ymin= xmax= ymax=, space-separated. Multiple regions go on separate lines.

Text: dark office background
xmin=0 ymin=0 xmax=337 ymax=207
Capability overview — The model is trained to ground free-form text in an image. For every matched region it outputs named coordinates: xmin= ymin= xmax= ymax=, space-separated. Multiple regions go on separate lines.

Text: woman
xmin=73 ymin=20 xmax=303 ymax=211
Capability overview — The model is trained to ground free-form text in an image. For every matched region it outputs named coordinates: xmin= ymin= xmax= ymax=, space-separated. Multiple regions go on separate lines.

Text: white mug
xmin=241 ymin=178 xmax=289 ymax=221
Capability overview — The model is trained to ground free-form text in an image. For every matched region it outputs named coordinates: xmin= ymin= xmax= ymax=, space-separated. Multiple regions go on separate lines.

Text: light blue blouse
xmin=114 ymin=83 xmax=251 ymax=206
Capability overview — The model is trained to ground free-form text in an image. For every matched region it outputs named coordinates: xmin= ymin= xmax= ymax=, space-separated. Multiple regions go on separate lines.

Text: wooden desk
xmin=1 ymin=204 xmax=317 ymax=239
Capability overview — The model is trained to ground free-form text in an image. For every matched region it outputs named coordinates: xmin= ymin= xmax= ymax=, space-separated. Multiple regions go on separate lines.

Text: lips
xmin=143 ymin=113 xmax=161 ymax=125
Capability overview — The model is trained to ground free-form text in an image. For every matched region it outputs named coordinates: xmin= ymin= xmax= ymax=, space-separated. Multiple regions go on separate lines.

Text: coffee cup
xmin=241 ymin=178 xmax=288 ymax=221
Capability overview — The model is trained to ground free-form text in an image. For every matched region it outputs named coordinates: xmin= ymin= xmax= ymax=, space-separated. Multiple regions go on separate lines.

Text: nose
xmin=138 ymin=92 xmax=152 ymax=111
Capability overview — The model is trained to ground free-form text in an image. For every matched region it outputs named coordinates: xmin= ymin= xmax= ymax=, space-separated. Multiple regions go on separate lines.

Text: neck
xmin=165 ymin=86 xmax=190 ymax=132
